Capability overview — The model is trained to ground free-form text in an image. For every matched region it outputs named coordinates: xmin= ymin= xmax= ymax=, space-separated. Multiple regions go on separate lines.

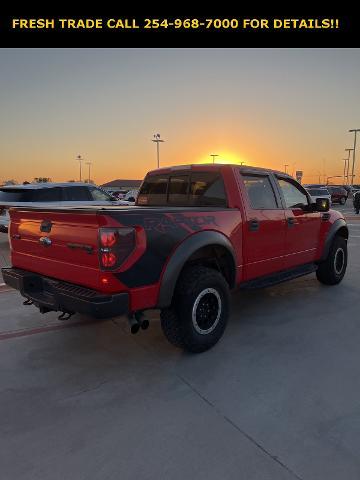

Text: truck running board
xmin=239 ymin=263 xmax=318 ymax=290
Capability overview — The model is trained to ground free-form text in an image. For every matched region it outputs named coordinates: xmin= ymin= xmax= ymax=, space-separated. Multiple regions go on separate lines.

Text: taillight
xmin=98 ymin=227 xmax=135 ymax=270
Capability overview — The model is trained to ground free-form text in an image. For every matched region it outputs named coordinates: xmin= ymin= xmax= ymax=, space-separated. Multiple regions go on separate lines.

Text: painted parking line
xmin=0 ymin=320 xmax=89 ymax=341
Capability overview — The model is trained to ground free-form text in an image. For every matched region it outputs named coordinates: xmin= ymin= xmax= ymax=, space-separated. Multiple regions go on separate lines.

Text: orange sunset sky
xmin=0 ymin=48 xmax=359 ymax=185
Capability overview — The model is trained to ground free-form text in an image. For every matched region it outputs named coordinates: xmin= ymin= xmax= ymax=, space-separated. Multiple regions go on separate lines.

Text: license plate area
xmin=22 ymin=275 xmax=43 ymax=293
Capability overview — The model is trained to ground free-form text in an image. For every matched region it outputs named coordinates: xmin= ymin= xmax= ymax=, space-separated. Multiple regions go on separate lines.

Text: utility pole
xmin=284 ymin=164 xmax=289 ymax=174
xmin=152 ymin=134 xmax=165 ymax=168
xmin=76 ymin=155 xmax=83 ymax=182
xmin=210 ymin=154 xmax=219 ymax=164
xmin=345 ymin=148 xmax=353 ymax=185
xmin=349 ymin=129 xmax=360 ymax=186
xmin=86 ymin=162 xmax=92 ymax=183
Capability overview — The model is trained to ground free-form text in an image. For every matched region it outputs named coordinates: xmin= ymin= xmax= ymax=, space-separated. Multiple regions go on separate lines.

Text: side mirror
xmin=315 ymin=197 xmax=330 ymax=212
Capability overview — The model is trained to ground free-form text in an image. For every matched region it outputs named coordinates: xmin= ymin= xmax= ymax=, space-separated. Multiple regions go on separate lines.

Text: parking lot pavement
xmin=1 ymin=209 xmax=360 ymax=479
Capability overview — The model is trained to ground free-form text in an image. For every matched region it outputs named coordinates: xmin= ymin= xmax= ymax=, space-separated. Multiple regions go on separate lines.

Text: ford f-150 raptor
xmin=2 ymin=164 xmax=349 ymax=352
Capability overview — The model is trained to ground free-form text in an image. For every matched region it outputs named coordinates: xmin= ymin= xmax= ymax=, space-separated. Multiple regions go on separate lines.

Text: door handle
xmin=287 ymin=217 xmax=295 ymax=227
xmin=249 ymin=219 xmax=260 ymax=232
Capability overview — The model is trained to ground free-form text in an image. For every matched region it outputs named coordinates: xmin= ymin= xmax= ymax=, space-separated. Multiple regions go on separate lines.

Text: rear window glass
xmin=189 ymin=172 xmax=227 ymax=206
xmin=0 ymin=189 xmax=34 ymax=202
xmin=137 ymin=172 xmax=227 ymax=207
xmin=89 ymin=187 xmax=113 ymax=202
xmin=168 ymin=175 xmax=189 ymax=204
xmin=243 ymin=175 xmax=278 ymax=209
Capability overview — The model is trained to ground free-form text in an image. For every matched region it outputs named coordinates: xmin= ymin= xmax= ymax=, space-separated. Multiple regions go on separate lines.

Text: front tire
xmin=316 ymin=235 xmax=347 ymax=285
xmin=160 ymin=266 xmax=230 ymax=353
xmin=340 ymin=196 xmax=346 ymax=205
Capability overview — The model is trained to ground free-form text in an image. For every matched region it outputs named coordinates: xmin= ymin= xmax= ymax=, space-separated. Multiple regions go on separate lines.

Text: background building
xmin=101 ymin=179 xmax=142 ymax=193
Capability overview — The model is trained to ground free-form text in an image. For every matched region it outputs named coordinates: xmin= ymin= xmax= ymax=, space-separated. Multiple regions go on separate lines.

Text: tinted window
xmin=34 ymin=187 xmax=62 ymax=202
xmin=168 ymin=175 xmax=189 ymax=204
xmin=278 ymin=178 xmax=309 ymax=208
xmin=189 ymin=173 xmax=227 ymax=206
xmin=243 ymin=175 xmax=278 ymax=209
xmin=0 ymin=189 xmax=35 ymax=202
xmin=63 ymin=187 xmax=91 ymax=201
xmin=137 ymin=176 xmax=168 ymax=205
xmin=89 ymin=187 xmax=113 ymax=202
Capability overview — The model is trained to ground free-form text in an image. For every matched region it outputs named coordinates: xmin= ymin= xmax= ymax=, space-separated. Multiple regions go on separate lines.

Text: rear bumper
xmin=1 ymin=267 xmax=129 ymax=319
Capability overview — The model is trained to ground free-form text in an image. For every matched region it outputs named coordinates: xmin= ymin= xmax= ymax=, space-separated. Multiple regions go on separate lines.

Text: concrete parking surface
xmin=1 ymin=204 xmax=360 ymax=479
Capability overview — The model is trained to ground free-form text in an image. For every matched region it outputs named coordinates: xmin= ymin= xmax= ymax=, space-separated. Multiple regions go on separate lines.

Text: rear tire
xmin=316 ymin=235 xmax=347 ymax=285
xmin=160 ymin=266 xmax=230 ymax=353
xmin=340 ymin=196 xmax=346 ymax=205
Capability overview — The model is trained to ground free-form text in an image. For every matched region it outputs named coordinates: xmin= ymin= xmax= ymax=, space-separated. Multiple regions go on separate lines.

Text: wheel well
xmin=180 ymin=244 xmax=236 ymax=288
xmin=336 ymin=226 xmax=349 ymax=240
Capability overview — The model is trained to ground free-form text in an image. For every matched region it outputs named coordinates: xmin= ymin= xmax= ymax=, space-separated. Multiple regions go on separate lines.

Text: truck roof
xmin=146 ymin=163 xmax=292 ymax=178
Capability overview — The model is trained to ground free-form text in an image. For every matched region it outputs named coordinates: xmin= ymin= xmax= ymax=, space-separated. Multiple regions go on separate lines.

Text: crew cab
xmin=2 ymin=165 xmax=349 ymax=352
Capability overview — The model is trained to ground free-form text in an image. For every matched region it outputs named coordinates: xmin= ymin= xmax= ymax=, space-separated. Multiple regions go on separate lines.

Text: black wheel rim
xmin=334 ymin=247 xmax=345 ymax=275
xmin=192 ymin=288 xmax=221 ymax=335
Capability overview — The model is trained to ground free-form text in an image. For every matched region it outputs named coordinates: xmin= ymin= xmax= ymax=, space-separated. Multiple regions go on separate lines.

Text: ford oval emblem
xmin=39 ymin=236 xmax=52 ymax=246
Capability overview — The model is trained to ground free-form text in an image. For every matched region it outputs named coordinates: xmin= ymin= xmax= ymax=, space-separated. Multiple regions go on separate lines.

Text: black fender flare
xmin=320 ymin=218 xmax=349 ymax=262
xmin=157 ymin=231 xmax=237 ymax=308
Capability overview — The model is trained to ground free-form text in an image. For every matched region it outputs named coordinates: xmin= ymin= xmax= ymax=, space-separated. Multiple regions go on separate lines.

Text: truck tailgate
xmin=9 ymin=208 xmax=112 ymax=291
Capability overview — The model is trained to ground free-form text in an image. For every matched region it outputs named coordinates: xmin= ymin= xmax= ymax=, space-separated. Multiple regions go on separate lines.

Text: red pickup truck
xmin=2 ymin=165 xmax=349 ymax=352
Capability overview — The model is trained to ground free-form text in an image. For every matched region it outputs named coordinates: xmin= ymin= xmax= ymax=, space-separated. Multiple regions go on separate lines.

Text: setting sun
xmin=197 ymin=151 xmax=249 ymax=166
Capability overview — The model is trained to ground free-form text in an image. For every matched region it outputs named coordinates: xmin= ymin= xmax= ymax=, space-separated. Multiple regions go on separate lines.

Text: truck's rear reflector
xmin=98 ymin=227 xmax=136 ymax=271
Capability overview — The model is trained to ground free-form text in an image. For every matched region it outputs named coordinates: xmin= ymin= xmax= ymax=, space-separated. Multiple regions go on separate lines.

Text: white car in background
xmin=0 ymin=182 xmax=121 ymax=233
xmin=305 ymin=187 xmax=332 ymax=205
xmin=117 ymin=189 xmax=139 ymax=205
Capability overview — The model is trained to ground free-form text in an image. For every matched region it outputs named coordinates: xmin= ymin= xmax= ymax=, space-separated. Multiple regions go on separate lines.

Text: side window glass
xmin=242 ymin=175 xmax=278 ymax=209
xmin=278 ymin=179 xmax=309 ymax=208
xmin=64 ymin=187 xmax=91 ymax=201
xmin=189 ymin=173 xmax=227 ymax=206
xmin=34 ymin=188 xmax=62 ymax=202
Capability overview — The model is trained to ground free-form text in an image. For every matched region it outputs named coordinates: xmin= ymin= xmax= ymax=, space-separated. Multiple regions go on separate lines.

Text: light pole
xmin=152 ymin=134 xmax=165 ymax=169
xmin=345 ymin=148 xmax=353 ymax=185
xmin=210 ymin=154 xmax=219 ymax=164
xmin=76 ymin=155 xmax=83 ymax=182
xmin=343 ymin=158 xmax=348 ymax=185
xmin=86 ymin=162 xmax=92 ymax=183
xmin=349 ymin=129 xmax=360 ymax=186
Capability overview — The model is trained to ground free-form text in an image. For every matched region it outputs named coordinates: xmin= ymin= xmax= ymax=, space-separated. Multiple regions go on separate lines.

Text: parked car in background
xmin=351 ymin=185 xmax=360 ymax=196
xmin=110 ymin=190 xmax=127 ymax=200
xmin=0 ymin=183 xmax=120 ymax=233
xmin=303 ymin=184 xmax=326 ymax=189
xmin=326 ymin=186 xmax=348 ymax=205
xmin=124 ymin=189 xmax=139 ymax=202
xmin=305 ymin=187 xmax=332 ymax=204
xmin=117 ymin=189 xmax=139 ymax=205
